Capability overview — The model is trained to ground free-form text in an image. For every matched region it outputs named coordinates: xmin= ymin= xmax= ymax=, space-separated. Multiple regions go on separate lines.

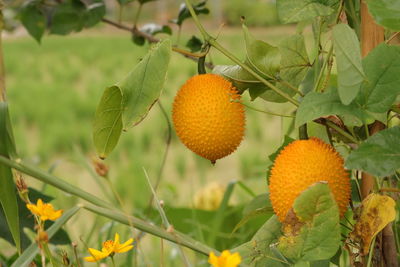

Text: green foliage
xmin=233 ymin=193 xmax=274 ymax=233
xmin=366 ymin=0 xmax=400 ymax=31
xmin=295 ymin=87 xmax=375 ymax=128
xmin=234 ymin=215 xmax=286 ymax=266
xmin=212 ymin=65 xmax=267 ymax=96
xmin=93 ymin=39 xmax=171 ymax=158
xmin=120 ymin=39 xmax=171 ymax=129
xmin=186 ymin=35 xmax=203 ymax=52
xmin=19 ymin=1 xmax=46 ymax=43
xmin=0 ymin=103 xmax=20 ymax=253
xmin=277 ymin=0 xmax=338 ymax=24
xmin=275 ymin=34 xmax=310 ymax=102
xmin=243 ymin=24 xmax=280 ymax=79
xmin=346 ymin=126 xmax=400 ymax=177
xmin=333 ymin=24 xmax=364 ymax=105
xmin=356 ymin=44 xmax=400 ymax=113
xmin=93 ymin=86 xmax=123 ymax=159
xmin=278 ymin=183 xmax=341 ymax=262
xmin=171 ymin=1 xmax=209 ymax=26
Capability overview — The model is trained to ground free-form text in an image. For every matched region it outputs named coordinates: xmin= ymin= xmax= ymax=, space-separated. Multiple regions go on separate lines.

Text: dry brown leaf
xmin=350 ymin=193 xmax=396 ymax=255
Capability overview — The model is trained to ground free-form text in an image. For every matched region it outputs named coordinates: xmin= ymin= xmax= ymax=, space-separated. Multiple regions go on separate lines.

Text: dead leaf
xmin=350 ymin=193 xmax=396 ymax=255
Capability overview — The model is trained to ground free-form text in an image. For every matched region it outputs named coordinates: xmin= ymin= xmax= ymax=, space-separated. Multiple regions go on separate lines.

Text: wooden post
xmin=360 ymin=1 xmax=398 ymax=266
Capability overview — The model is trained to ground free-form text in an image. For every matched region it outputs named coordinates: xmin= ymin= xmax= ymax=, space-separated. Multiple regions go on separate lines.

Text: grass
xmin=2 ymin=24 xmax=300 ymax=265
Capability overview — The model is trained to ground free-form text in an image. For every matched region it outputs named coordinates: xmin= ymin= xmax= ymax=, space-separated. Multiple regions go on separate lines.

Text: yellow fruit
xmin=269 ymin=138 xmax=350 ymax=222
xmin=172 ymin=74 xmax=245 ymax=163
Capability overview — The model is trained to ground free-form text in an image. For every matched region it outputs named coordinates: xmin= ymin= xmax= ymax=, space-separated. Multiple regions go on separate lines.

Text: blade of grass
xmin=11 ymin=206 xmax=81 ymax=267
xmin=208 ymin=181 xmax=236 ymax=246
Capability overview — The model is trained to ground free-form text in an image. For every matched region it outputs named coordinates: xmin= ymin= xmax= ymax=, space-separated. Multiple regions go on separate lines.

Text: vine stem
xmin=0 ymin=156 xmax=214 ymax=255
xmin=183 ymin=0 xmax=299 ymax=106
xmin=325 ymin=120 xmax=359 ymax=144
xmin=238 ymin=101 xmax=295 ymax=118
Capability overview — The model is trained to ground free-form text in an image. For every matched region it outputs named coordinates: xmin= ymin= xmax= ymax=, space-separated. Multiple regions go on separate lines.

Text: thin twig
xmin=101 ymin=18 xmax=214 ymax=69
xmin=386 ymin=32 xmax=400 ymax=44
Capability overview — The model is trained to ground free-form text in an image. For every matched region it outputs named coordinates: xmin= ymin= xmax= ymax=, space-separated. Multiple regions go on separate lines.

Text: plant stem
xmin=183 ymin=0 xmax=299 ymax=106
xmin=299 ymin=124 xmax=308 ymax=140
xmin=111 ymin=256 xmax=116 ymax=267
xmin=42 ymin=242 xmax=59 ymax=267
xmin=84 ymin=204 xmax=216 ymax=255
xmin=366 ymin=237 xmax=375 ymax=267
xmin=0 ymin=156 xmax=113 ymax=209
xmin=239 ymin=101 xmax=295 ymax=118
xmin=313 ymin=44 xmax=333 ymax=92
xmin=133 ymin=3 xmax=143 ymax=27
xmin=210 ymin=40 xmax=299 ymax=106
xmin=208 ymin=181 xmax=235 ymax=246
xmin=325 ymin=120 xmax=359 ymax=144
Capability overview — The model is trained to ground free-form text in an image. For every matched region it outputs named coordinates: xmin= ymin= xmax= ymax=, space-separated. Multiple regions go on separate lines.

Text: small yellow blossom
xmin=26 ymin=199 xmax=63 ymax=222
xmin=209 ymin=250 xmax=241 ymax=267
xmin=84 ymin=233 xmax=134 ymax=262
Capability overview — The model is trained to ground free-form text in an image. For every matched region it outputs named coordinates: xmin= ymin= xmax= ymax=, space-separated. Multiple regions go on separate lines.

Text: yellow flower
xmin=84 ymin=233 xmax=134 ymax=262
xmin=209 ymin=250 xmax=241 ymax=267
xmin=26 ymin=199 xmax=63 ymax=222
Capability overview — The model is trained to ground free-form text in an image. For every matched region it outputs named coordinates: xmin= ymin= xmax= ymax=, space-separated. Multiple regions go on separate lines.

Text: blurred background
xmin=2 ymin=0 xmax=304 ymax=265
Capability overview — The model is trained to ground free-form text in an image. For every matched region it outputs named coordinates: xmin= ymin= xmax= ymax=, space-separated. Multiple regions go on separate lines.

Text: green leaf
xmin=273 ymin=34 xmax=310 ymax=103
xmin=356 ymin=44 xmax=400 ymax=113
xmin=121 ymin=39 xmax=171 ymax=129
xmin=243 ymin=24 xmax=281 ymax=78
xmin=295 ymin=87 xmax=375 ymax=128
xmin=276 ymin=0 xmax=338 ymax=24
xmin=84 ymin=1 xmax=106 ymax=28
xmin=333 ymin=24 xmax=365 ymax=105
xmin=212 ymin=65 xmax=268 ymax=95
xmin=278 ymin=183 xmax=341 ymax=262
xmin=20 ymin=1 xmax=46 ymax=43
xmin=234 ymin=216 xmax=287 ymax=266
xmin=366 ymin=0 xmax=400 ymax=31
xmin=0 ymin=103 xmax=20 ymax=253
xmin=50 ymin=0 xmax=86 ymax=35
xmin=171 ymin=1 xmax=209 ymax=26
xmin=93 ymin=86 xmax=123 ymax=159
xmin=233 ymin=193 xmax=274 ymax=233
xmin=346 ymin=126 xmax=400 ymax=177
xmin=11 ymin=206 xmax=80 ymax=267
xmin=186 ymin=35 xmax=203 ymax=53
xmin=51 ymin=0 xmax=105 ymax=35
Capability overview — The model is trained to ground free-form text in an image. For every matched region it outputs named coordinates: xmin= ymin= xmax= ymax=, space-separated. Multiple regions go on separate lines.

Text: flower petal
xmin=114 ymin=233 xmax=120 ymax=245
xmin=208 ymin=252 xmax=219 ymax=266
xmin=227 ymin=252 xmax=241 ymax=266
xmin=119 ymin=238 xmax=133 ymax=248
xmin=83 ymin=256 xmax=97 ymax=262
xmin=87 ymin=248 xmax=108 ymax=261
xmin=115 ymin=245 xmax=133 ymax=254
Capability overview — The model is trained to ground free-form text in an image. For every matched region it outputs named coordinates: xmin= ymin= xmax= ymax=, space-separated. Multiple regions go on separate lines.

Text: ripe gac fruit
xmin=269 ymin=137 xmax=351 ymax=222
xmin=172 ymin=74 xmax=245 ymax=163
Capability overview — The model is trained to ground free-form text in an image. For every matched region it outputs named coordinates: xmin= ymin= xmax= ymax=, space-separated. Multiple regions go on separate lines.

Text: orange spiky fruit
xmin=172 ymin=74 xmax=245 ymax=163
xmin=269 ymin=138 xmax=351 ymax=222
